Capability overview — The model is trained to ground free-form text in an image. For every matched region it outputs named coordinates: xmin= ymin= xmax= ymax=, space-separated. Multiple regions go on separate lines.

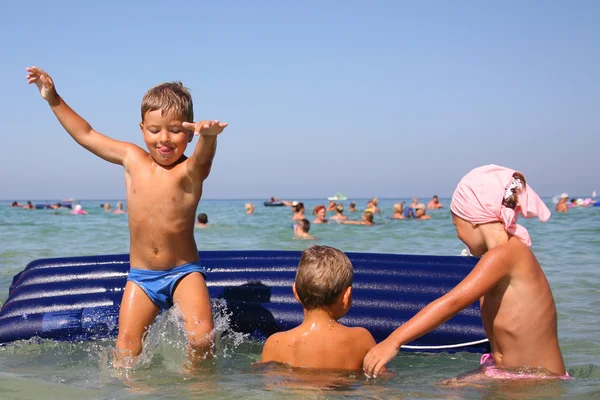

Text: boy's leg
xmin=114 ymin=281 xmax=160 ymax=367
xmin=172 ymin=272 xmax=215 ymax=367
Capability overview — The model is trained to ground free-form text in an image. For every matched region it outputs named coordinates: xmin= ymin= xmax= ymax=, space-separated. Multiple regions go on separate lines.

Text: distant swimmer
xmin=342 ymin=210 xmax=375 ymax=226
xmin=293 ymin=218 xmax=316 ymax=240
xmin=245 ymin=203 xmax=255 ymax=215
xmin=23 ymin=201 xmax=34 ymax=209
xmin=555 ymin=193 xmax=568 ymax=213
xmin=427 ymin=195 xmax=444 ymax=209
xmin=391 ymin=202 xmax=405 ymax=219
xmin=313 ymin=205 xmax=328 ymax=224
xmin=104 ymin=202 xmax=112 ymax=212
xmin=10 ymin=201 xmax=22 ymax=207
xmin=370 ymin=198 xmax=380 ymax=214
xmin=70 ymin=204 xmax=88 ymax=215
xmin=327 ymin=201 xmax=336 ymax=211
xmin=414 ymin=204 xmax=431 ymax=220
xmin=348 ymin=202 xmax=357 ymax=213
xmin=196 ymin=213 xmax=208 ymax=228
xmin=292 ymin=202 xmax=305 ymax=220
xmin=330 ymin=203 xmax=348 ymax=222
xmin=114 ymin=201 xmax=126 ymax=214
xmin=409 ymin=197 xmax=419 ymax=209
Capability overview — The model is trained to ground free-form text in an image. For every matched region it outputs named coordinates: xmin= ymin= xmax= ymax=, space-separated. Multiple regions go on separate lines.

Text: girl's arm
xmin=363 ymin=246 xmax=512 ymax=377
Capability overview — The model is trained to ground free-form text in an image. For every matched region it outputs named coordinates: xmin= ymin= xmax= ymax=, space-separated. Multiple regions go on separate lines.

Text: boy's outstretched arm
xmin=26 ymin=66 xmax=133 ymax=165
xmin=183 ymin=120 xmax=228 ymax=182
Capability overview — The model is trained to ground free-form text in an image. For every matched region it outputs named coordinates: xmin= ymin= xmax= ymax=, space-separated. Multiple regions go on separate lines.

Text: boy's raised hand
xmin=26 ymin=66 xmax=58 ymax=102
xmin=182 ymin=120 xmax=228 ymax=138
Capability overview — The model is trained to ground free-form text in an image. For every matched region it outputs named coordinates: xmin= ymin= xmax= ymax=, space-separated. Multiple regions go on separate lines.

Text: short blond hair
xmin=141 ymin=81 xmax=194 ymax=122
xmin=295 ymin=246 xmax=353 ymax=310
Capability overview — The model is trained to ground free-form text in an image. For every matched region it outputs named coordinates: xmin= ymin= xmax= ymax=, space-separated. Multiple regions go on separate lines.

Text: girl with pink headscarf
xmin=364 ymin=165 xmax=567 ymax=380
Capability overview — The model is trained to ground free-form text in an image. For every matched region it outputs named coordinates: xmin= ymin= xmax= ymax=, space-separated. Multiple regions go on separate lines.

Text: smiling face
xmin=451 ymin=212 xmax=486 ymax=256
xmin=140 ymin=109 xmax=191 ymax=166
xmin=317 ymin=208 xmax=326 ymax=219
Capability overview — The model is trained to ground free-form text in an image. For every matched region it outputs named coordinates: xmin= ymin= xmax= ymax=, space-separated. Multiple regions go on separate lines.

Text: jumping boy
xmin=26 ymin=66 xmax=227 ymax=368
xmin=261 ymin=246 xmax=377 ymax=370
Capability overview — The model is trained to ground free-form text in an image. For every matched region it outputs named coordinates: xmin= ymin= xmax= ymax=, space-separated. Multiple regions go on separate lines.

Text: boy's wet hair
xmin=294 ymin=202 xmax=304 ymax=212
xmin=363 ymin=211 xmax=374 ymax=222
xmin=197 ymin=213 xmax=208 ymax=224
xmin=295 ymin=246 xmax=353 ymax=310
xmin=141 ymin=82 xmax=194 ymax=122
xmin=335 ymin=203 xmax=344 ymax=213
xmin=296 ymin=218 xmax=310 ymax=232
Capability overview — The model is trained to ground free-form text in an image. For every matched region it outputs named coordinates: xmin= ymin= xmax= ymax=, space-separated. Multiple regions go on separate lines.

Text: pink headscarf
xmin=450 ymin=165 xmax=551 ymax=247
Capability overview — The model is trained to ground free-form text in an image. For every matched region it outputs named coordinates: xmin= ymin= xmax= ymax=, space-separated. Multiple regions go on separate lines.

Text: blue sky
xmin=1 ymin=0 xmax=598 ymax=200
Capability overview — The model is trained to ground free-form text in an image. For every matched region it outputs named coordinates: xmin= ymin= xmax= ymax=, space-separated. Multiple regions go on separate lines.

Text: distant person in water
xmin=23 ymin=201 xmax=34 ymax=209
xmin=342 ymin=211 xmax=375 ymax=226
xmin=427 ymin=195 xmax=444 ymax=209
xmin=196 ymin=213 xmax=208 ymax=228
xmin=555 ymin=193 xmax=569 ymax=213
xmin=370 ymin=198 xmax=380 ymax=214
xmin=391 ymin=202 xmax=405 ymax=219
xmin=569 ymin=198 xmax=579 ymax=208
xmin=245 ymin=203 xmax=255 ymax=215
xmin=10 ymin=201 xmax=22 ymax=207
xmin=293 ymin=218 xmax=316 ymax=240
xmin=349 ymin=202 xmax=357 ymax=213
xmin=261 ymin=245 xmax=377 ymax=370
xmin=71 ymin=204 xmax=88 ymax=215
xmin=414 ymin=204 xmax=431 ymax=220
xmin=313 ymin=205 xmax=328 ymax=224
xmin=409 ymin=197 xmax=419 ymax=209
xmin=330 ymin=203 xmax=348 ymax=222
xmin=104 ymin=202 xmax=112 ymax=212
xmin=292 ymin=202 xmax=305 ymax=220
xmin=327 ymin=201 xmax=336 ymax=211
xmin=114 ymin=201 xmax=126 ymax=214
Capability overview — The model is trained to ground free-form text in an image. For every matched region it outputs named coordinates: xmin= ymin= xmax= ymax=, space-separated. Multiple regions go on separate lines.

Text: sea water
xmin=0 ymin=198 xmax=599 ymax=399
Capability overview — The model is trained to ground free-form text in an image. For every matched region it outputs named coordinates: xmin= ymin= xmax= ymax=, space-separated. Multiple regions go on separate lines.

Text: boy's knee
xmin=116 ymin=329 xmax=144 ymax=355
xmin=187 ymin=327 xmax=215 ymax=354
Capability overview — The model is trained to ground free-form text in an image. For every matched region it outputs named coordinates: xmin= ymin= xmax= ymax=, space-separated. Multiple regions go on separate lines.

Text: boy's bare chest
xmin=124 ymin=165 xmax=199 ymax=218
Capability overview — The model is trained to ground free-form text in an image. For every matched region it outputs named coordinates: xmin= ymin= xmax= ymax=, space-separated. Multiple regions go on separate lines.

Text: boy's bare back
xmin=261 ymin=246 xmax=378 ymax=371
xmin=262 ymin=320 xmax=376 ymax=370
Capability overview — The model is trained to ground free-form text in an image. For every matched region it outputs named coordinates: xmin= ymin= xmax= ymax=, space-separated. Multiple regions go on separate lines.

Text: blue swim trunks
xmin=127 ymin=261 xmax=207 ymax=310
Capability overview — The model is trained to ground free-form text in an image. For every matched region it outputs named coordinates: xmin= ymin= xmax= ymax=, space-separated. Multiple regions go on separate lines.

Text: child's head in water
xmin=293 ymin=218 xmax=315 ymax=240
xmin=139 ymin=82 xmax=194 ymax=166
xmin=450 ymin=165 xmax=550 ymax=256
xmin=293 ymin=245 xmax=353 ymax=319
xmin=196 ymin=213 xmax=208 ymax=227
